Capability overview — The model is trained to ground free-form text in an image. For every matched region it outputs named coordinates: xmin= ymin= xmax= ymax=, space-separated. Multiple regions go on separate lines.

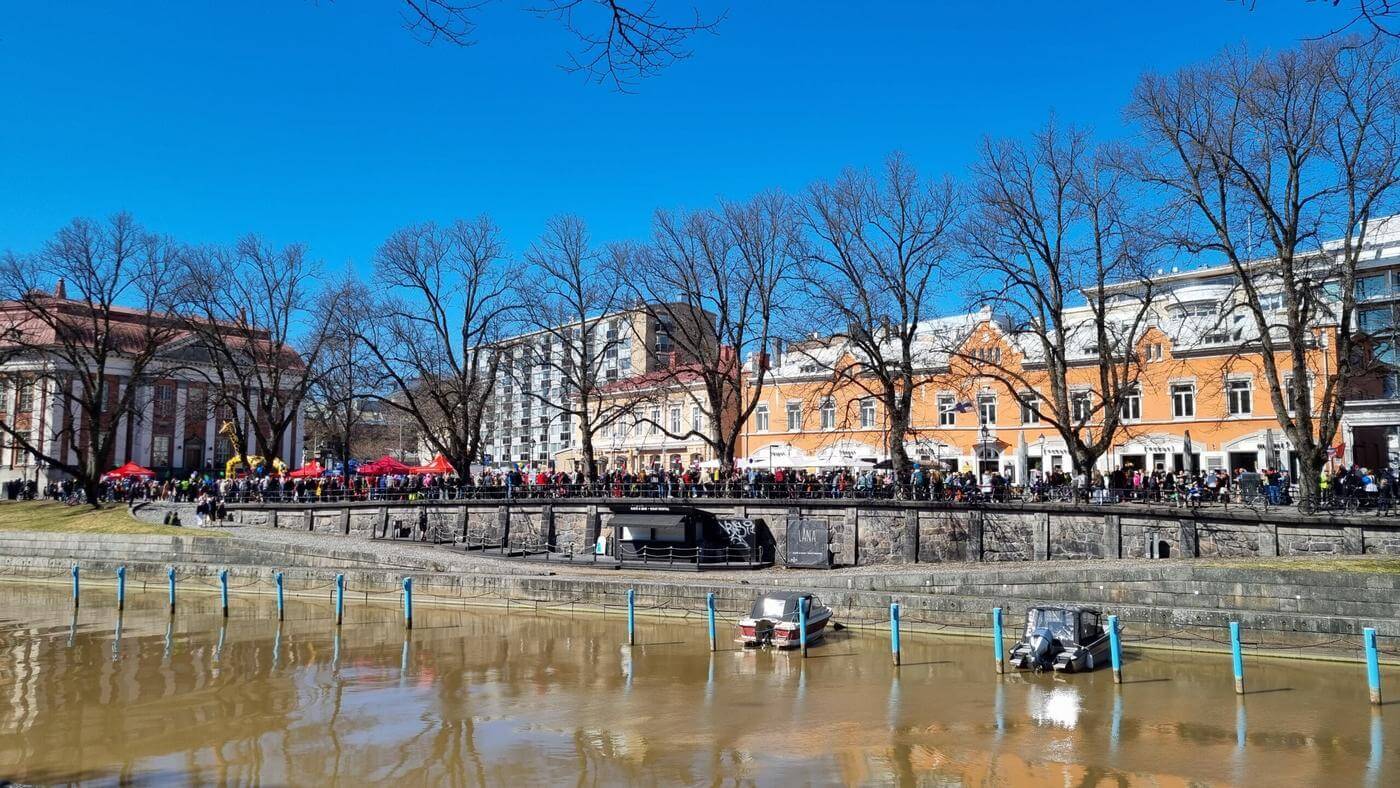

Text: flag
xmin=954 ymin=401 xmax=974 ymax=413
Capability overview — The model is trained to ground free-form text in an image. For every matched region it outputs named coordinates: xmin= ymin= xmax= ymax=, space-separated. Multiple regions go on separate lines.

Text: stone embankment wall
xmin=227 ymin=497 xmax=1400 ymax=567
xmin=2 ymin=533 xmax=1398 ymax=654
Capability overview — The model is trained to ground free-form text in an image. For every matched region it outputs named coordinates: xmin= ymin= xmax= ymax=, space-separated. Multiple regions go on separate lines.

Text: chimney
xmin=53 ymin=278 xmax=66 ymax=299
xmin=773 ymin=338 xmax=784 ymax=367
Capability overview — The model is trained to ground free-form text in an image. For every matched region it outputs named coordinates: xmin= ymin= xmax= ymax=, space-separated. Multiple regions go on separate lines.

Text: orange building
xmin=741 ymin=270 xmax=1347 ymax=479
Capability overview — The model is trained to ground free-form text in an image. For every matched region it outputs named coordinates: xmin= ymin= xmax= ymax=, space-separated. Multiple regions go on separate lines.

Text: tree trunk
xmin=887 ymin=405 xmax=911 ymax=478
xmin=581 ymin=430 xmax=597 ymax=484
xmin=1297 ymin=450 xmax=1324 ymax=503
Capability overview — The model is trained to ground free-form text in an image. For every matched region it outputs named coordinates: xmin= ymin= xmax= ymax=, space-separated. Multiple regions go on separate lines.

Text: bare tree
xmin=1128 ymin=38 xmax=1400 ymax=498
xmin=396 ymin=0 xmax=721 ymax=89
xmin=515 ymin=215 xmax=636 ymax=481
xmin=179 ymin=236 xmax=335 ymax=473
xmin=798 ymin=153 xmax=959 ymax=476
xmin=360 ymin=218 xmax=513 ymax=475
xmin=304 ymin=276 xmax=379 ymax=471
xmin=617 ymin=192 xmax=799 ymax=470
xmin=0 ymin=214 xmax=183 ymax=504
xmin=960 ymin=123 xmax=1158 ymax=478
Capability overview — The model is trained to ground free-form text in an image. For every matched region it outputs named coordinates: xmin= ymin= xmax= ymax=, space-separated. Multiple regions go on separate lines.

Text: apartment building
xmin=740 ymin=221 xmax=1400 ymax=478
xmin=480 ymin=303 xmax=716 ymax=468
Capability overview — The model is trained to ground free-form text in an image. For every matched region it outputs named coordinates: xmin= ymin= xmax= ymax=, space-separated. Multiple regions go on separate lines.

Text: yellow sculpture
xmin=220 ymin=421 xmax=287 ymax=477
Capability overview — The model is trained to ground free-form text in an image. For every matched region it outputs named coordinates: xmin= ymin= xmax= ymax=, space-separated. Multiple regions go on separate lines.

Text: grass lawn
xmin=1201 ymin=555 xmax=1400 ymax=574
xmin=0 ymin=500 xmax=224 ymax=537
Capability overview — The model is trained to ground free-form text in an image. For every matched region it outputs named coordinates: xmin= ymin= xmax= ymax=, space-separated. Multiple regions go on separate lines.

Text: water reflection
xmin=0 ymin=583 xmax=1395 ymax=785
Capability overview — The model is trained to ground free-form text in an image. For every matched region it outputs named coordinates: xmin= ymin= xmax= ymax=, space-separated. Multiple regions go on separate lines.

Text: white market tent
xmin=742 ymin=443 xmax=815 ymax=469
xmin=811 ymin=440 xmax=883 ymax=469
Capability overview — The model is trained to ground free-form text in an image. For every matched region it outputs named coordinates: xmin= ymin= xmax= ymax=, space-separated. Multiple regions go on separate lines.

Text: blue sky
xmin=0 ymin=1 xmax=1342 ymax=272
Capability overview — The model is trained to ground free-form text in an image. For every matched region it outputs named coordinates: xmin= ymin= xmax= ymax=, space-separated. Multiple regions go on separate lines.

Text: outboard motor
xmin=753 ymin=619 xmax=776 ymax=648
xmin=1028 ymin=627 xmax=1057 ymax=671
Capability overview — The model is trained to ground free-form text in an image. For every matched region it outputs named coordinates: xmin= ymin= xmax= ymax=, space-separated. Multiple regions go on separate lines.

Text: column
xmin=112 ymin=378 xmax=129 ymax=464
xmin=172 ymin=383 xmax=187 ymax=470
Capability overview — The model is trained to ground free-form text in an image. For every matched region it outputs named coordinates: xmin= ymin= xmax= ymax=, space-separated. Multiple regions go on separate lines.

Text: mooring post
xmin=403 ymin=577 xmax=414 ymax=630
xmin=626 ymin=588 xmax=636 ymax=646
xmin=706 ymin=592 xmax=717 ymax=652
xmin=335 ymin=573 xmax=345 ymax=627
xmin=799 ymin=596 xmax=809 ymax=658
xmin=71 ymin=565 xmax=79 ymax=609
xmin=220 ymin=569 xmax=230 ymax=618
xmin=1230 ymin=621 xmax=1244 ymax=695
xmin=1108 ymin=614 xmax=1123 ymax=685
xmin=275 ymin=571 xmax=285 ymax=621
xmin=992 ymin=607 xmax=1005 ymax=675
xmin=1365 ymin=627 xmax=1382 ymax=706
xmin=891 ymin=602 xmax=902 ymax=667
xmin=167 ymin=567 xmax=176 ymax=615
xmin=116 ymin=565 xmax=126 ymax=612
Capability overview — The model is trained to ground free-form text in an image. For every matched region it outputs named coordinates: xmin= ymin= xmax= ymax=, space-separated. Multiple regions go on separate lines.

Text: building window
xmin=1227 ymin=379 xmax=1253 ymax=416
xmin=15 ymin=381 xmax=33 ymax=415
xmin=1356 ymin=273 xmax=1390 ymax=300
xmin=755 ymin=404 xmax=770 ymax=432
xmin=669 ymin=406 xmax=681 ymax=434
xmin=650 ymin=407 xmax=661 ymax=435
xmin=1284 ymin=375 xmax=1310 ymax=413
xmin=1019 ymin=395 xmax=1039 ymax=425
xmin=1071 ymin=391 xmax=1092 ymax=422
xmin=786 ymin=402 xmax=802 ymax=432
xmin=978 ymin=393 xmax=997 ymax=426
xmin=1359 ymin=305 xmax=1394 ymax=334
xmin=1143 ymin=343 xmax=1163 ymax=362
xmin=153 ymin=383 xmax=175 ymax=419
xmin=1119 ymin=386 xmax=1142 ymax=422
xmin=937 ymin=394 xmax=956 ymax=426
xmin=859 ymin=398 xmax=876 ymax=428
xmin=1171 ymin=383 xmax=1195 ymax=419
xmin=820 ymin=397 xmax=836 ymax=430
xmin=151 ymin=435 xmax=171 ymax=467
xmin=691 ymin=406 xmax=703 ymax=434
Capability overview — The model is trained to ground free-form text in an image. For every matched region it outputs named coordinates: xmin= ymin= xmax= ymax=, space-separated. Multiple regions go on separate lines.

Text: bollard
xmin=71 ymin=565 xmax=80 ymax=609
xmin=1108 ymin=614 xmax=1123 ymax=685
xmin=626 ymin=588 xmax=635 ymax=646
xmin=799 ymin=596 xmax=809 ymax=658
xmin=1365 ymin=627 xmax=1382 ymax=705
xmin=992 ymin=607 xmax=1005 ymax=675
xmin=275 ymin=571 xmax=284 ymax=621
xmin=167 ymin=567 xmax=176 ymax=615
xmin=220 ymin=569 xmax=229 ymax=618
xmin=1230 ymin=621 xmax=1244 ymax=695
xmin=706 ymin=592 xmax=717 ymax=652
xmin=891 ymin=602 xmax=902 ymax=667
xmin=403 ymin=577 xmax=414 ymax=630
xmin=335 ymin=574 xmax=345 ymax=627
xmin=116 ymin=566 xmax=126 ymax=612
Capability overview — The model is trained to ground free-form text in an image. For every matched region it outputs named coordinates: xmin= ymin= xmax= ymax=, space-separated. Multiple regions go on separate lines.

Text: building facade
xmin=739 ymin=225 xmax=1400 ymax=479
xmin=481 ymin=303 xmax=716 ymax=468
xmin=0 ymin=291 xmax=305 ymax=486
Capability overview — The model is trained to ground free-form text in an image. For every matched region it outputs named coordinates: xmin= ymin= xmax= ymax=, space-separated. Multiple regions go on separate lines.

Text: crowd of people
xmin=9 ymin=460 xmax=1395 ymax=515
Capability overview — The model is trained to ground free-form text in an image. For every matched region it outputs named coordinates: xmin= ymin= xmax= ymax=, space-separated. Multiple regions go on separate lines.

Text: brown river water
xmin=0 ymin=582 xmax=1395 ymax=786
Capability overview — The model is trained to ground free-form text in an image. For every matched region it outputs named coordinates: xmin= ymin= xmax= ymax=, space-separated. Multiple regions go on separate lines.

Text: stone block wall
xmin=227 ymin=497 xmax=1400 ymax=568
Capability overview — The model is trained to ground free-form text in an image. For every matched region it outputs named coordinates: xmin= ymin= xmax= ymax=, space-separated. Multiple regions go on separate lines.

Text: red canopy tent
xmin=286 ymin=461 xmax=324 ymax=479
xmin=410 ymin=454 xmax=455 ymax=475
xmin=357 ymin=456 xmax=414 ymax=476
xmin=103 ymin=461 xmax=156 ymax=480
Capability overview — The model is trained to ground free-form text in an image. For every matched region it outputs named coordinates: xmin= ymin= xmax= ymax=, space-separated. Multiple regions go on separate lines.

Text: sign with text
xmin=785 ymin=518 xmax=831 ymax=569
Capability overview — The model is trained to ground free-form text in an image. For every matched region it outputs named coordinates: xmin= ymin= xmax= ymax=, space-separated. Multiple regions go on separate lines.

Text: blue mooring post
xmin=891 ymin=602 xmax=902 ymax=667
xmin=275 ymin=571 xmax=285 ymax=621
xmin=626 ymin=588 xmax=635 ymax=645
xmin=1108 ymin=614 xmax=1123 ymax=685
xmin=1230 ymin=621 xmax=1245 ymax=695
xmin=71 ymin=565 xmax=79 ymax=609
xmin=335 ymin=574 xmax=345 ymax=626
xmin=403 ymin=577 xmax=413 ymax=630
xmin=706 ymin=592 xmax=717 ymax=652
xmin=220 ymin=569 xmax=229 ymax=618
xmin=116 ymin=566 xmax=126 ymax=612
xmin=799 ymin=596 xmax=809 ymax=658
xmin=1365 ymin=627 xmax=1382 ymax=705
xmin=167 ymin=567 xmax=176 ymax=615
xmin=992 ymin=607 xmax=1005 ymax=675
